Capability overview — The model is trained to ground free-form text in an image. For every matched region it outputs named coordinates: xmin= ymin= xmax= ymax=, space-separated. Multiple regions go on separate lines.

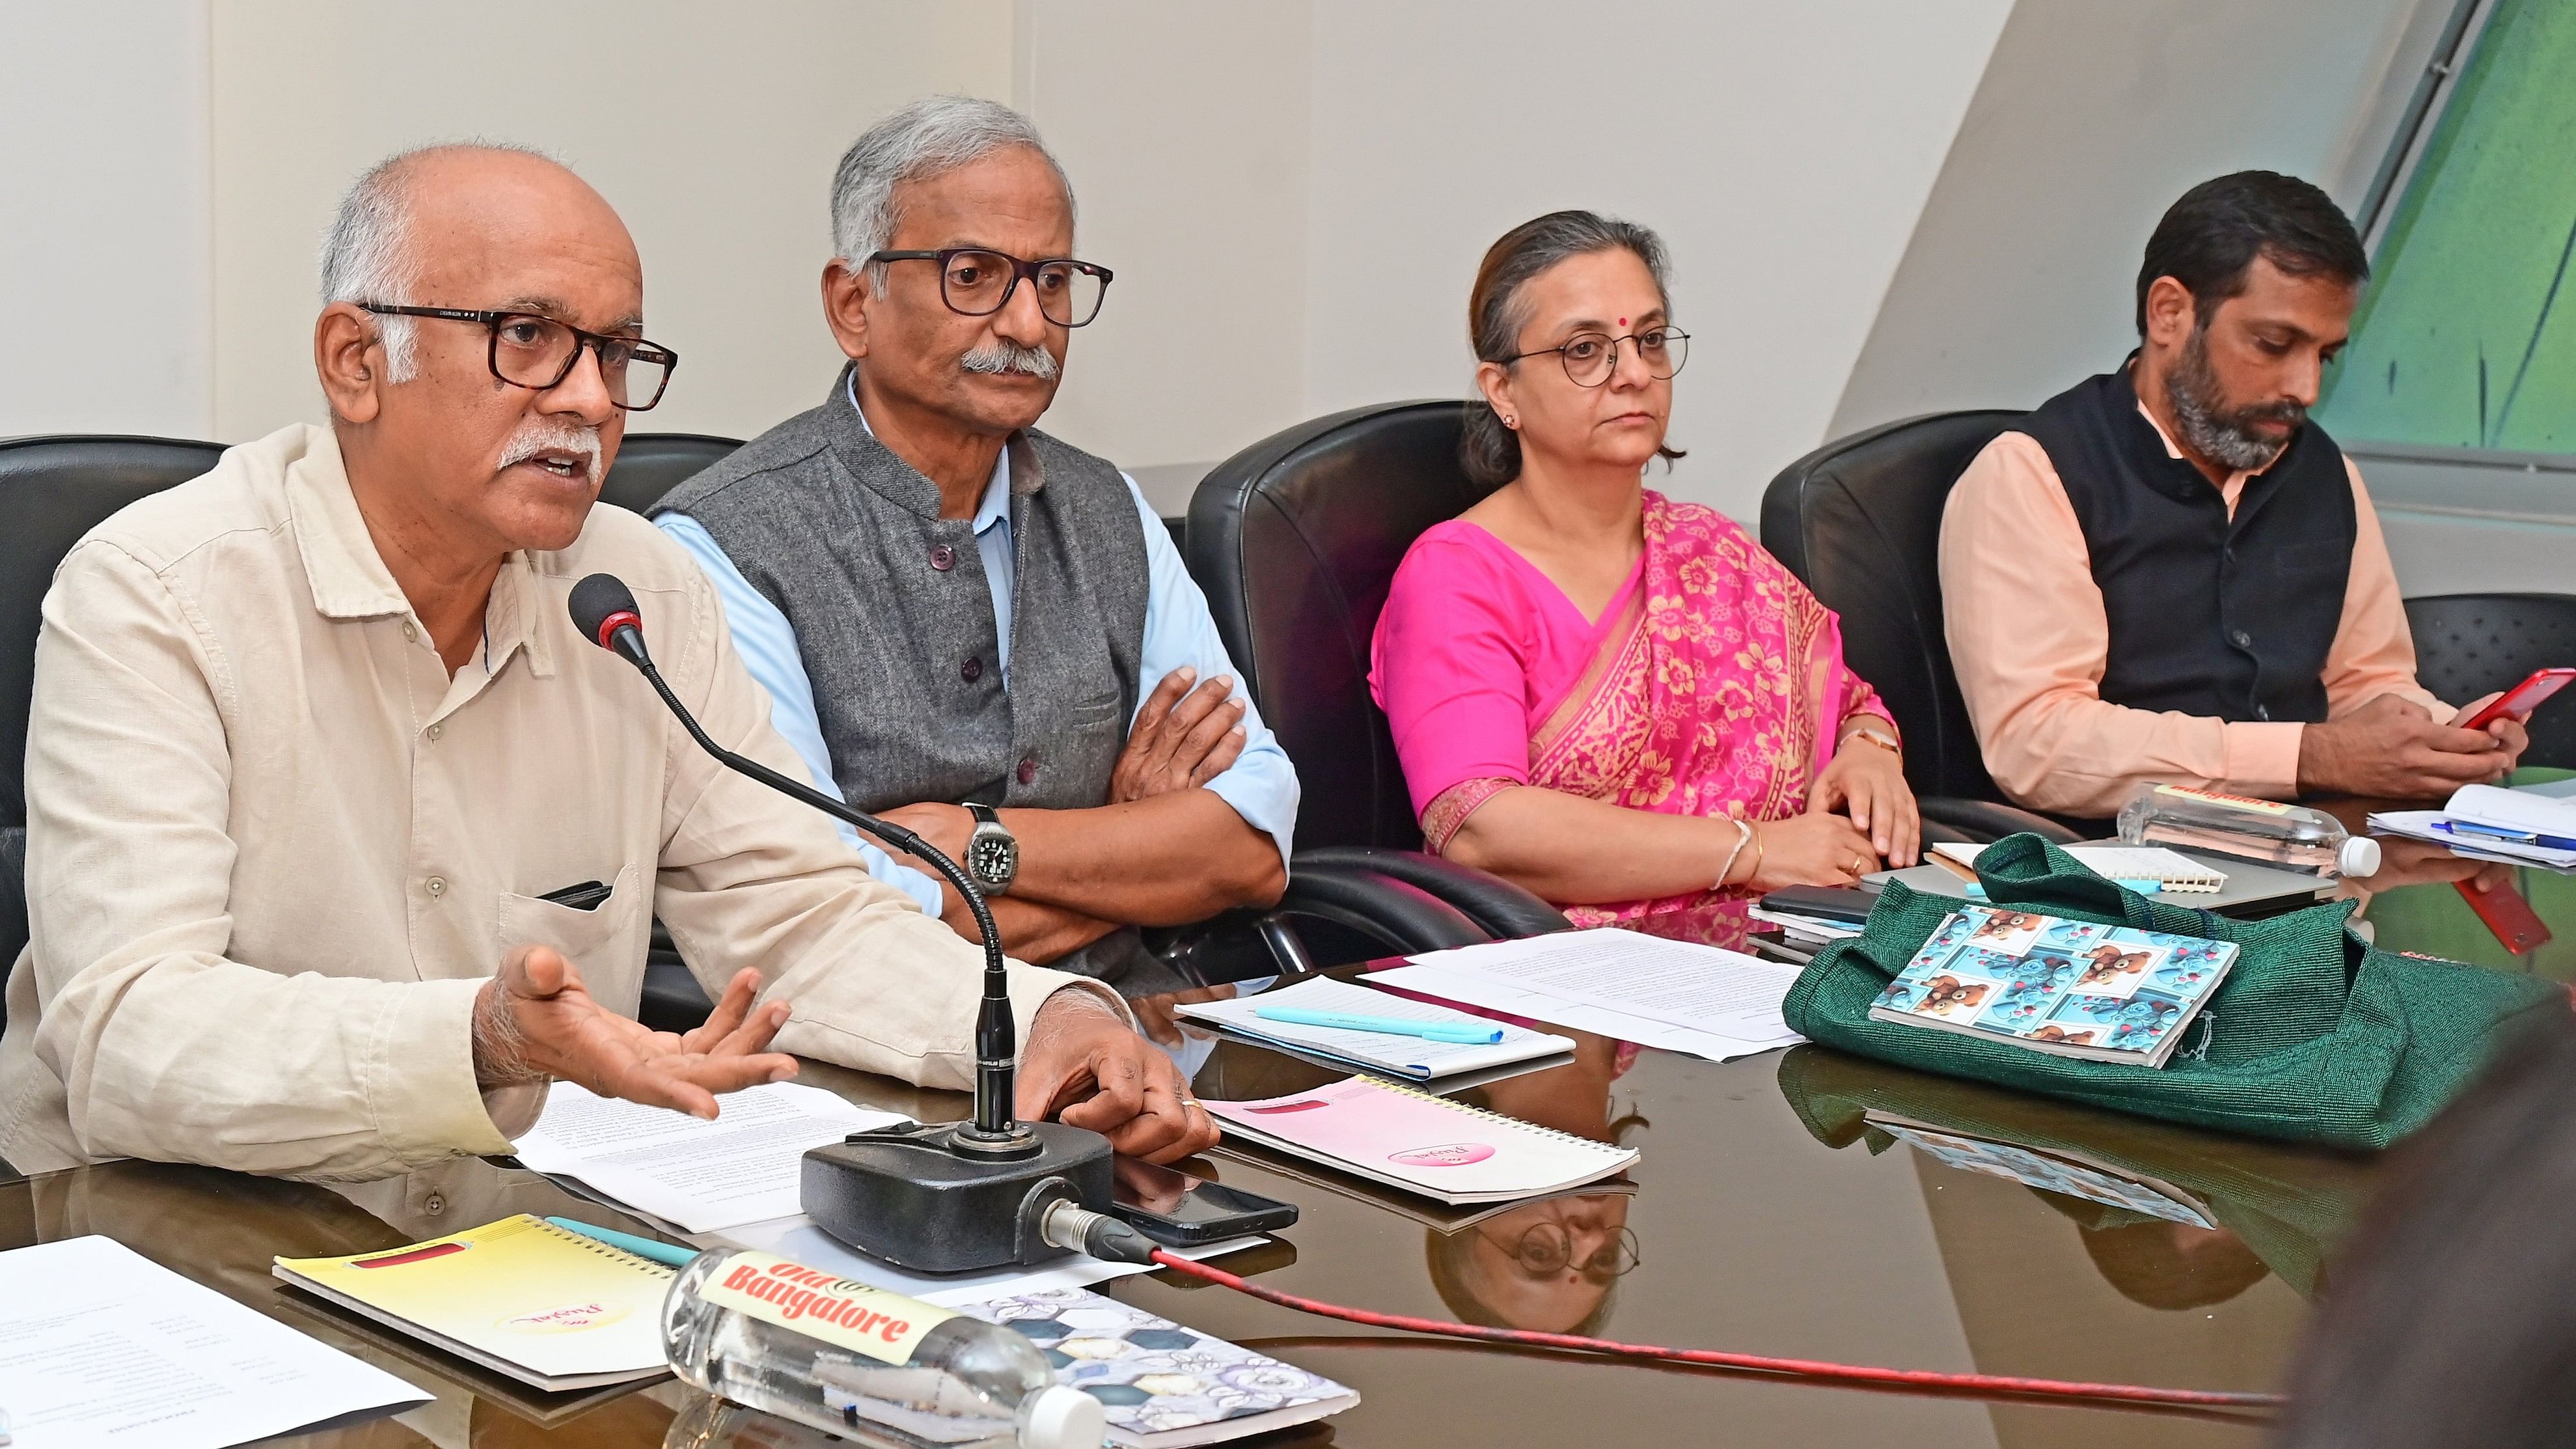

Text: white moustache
xmin=497 ymin=422 xmax=605 ymax=486
xmin=959 ymin=342 xmax=1060 ymax=380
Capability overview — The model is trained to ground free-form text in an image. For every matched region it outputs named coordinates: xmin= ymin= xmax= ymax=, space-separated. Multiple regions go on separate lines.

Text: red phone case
xmin=2457 ymin=877 xmax=2553 ymax=956
xmin=2460 ymin=668 xmax=2576 ymax=730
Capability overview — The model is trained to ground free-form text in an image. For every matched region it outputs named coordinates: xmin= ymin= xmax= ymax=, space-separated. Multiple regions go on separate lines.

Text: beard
xmin=959 ymin=340 xmax=1060 ymax=380
xmin=2165 ymin=325 xmax=2303 ymax=473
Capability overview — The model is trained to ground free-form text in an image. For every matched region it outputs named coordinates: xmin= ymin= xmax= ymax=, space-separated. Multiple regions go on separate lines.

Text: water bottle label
xmin=2152 ymin=784 xmax=2294 ymax=816
xmin=696 ymin=1254 xmax=956 ymax=1364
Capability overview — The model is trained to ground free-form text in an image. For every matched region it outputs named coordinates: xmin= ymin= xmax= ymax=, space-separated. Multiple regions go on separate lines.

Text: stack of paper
xmin=1932 ymin=842 xmax=2227 ymax=892
xmin=1173 ymin=975 xmax=1574 ymax=1079
xmin=1361 ymin=928 xmax=1807 ymax=1062
xmin=2370 ymin=782 xmax=2576 ymax=869
xmin=0 ymin=1236 xmax=429 ymax=1448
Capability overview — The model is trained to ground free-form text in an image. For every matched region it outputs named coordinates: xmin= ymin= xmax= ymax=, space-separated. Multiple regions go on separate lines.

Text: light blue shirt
xmin=655 ymin=389 xmax=1298 ymax=917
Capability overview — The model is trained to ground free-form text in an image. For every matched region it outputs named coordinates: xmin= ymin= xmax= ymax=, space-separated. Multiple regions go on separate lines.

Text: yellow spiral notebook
xmin=275 ymin=1214 xmax=676 ymax=1391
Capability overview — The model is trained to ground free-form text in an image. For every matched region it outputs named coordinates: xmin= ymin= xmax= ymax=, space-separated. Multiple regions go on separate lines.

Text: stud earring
xmin=1501 ymin=414 xmax=1518 ymax=430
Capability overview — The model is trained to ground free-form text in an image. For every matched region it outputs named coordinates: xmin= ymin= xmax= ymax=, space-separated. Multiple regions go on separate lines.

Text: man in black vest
xmin=653 ymin=98 xmax=1293 ymax=991
xmin=1941 ymin=171 xmax=2525 ymax=820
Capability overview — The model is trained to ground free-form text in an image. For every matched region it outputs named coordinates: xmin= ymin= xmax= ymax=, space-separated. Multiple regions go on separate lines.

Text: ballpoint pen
xmin=546 ymin=1216 xmax=701 ymax=1268
xmin=1250 ymin=1005 xmax=1505 ymax=1044
xmin=2434 ymin=818 xmax=2576 ymax=852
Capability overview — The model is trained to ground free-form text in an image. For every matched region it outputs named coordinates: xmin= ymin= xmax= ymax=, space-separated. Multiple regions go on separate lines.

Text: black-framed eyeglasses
xmin=1505 ymin=327 xmax=1690 ymax=388
xmin=357 ymin=304 xmax=678 ymax=411
xmin=868 ymin=248 xmax=1114 ymax=327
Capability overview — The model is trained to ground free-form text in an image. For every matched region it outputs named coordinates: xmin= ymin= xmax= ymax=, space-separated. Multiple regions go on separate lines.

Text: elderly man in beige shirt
xmin=0 ymin=142 xmax=1218 ymax=1178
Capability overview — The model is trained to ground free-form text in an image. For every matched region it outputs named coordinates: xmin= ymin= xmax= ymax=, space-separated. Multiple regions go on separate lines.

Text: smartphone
xmin=2457 ymin=877 xmax=2553 ymax=956
xmin=1108 ymin=1157 xmax=1299 ymax=1246
xmin=2459 ymin=667 xmax=2576 ymax=731
xmin=1760 ymin=885 xmax=1880 ymax=926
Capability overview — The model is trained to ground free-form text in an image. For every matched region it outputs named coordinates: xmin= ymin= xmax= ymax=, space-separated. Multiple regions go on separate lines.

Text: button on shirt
xmin=656 ymin=385 xmax=1299 ymax=916
xmin=0 ymin=423 xmax=1116 ymax=1178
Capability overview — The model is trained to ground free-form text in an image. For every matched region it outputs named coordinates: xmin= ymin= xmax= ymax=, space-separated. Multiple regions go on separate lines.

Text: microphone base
xmin=801 ymin=1120 xmax=1114 ymax=1275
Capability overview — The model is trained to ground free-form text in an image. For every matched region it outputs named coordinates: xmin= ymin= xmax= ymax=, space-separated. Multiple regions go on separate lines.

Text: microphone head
xmin=569 ymin=572 xmax=644 ymax=653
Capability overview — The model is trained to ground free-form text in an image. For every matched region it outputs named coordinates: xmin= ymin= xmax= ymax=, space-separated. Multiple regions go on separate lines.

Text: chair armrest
xmin=1919 ymin=797 xmax=2083 ymax=845
xmin=1274 ymin=854 xmax=1491 ymax=954
xmin=1293 ymin=846 xmax=1571 ymax=940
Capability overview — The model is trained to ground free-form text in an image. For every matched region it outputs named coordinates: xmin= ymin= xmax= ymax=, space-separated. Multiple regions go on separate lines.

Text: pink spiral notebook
xmin=1203 ymin=1077 xmax=1636 ymax=1205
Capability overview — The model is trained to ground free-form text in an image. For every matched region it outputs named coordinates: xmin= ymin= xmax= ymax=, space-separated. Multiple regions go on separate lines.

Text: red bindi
xmin=1618 ymin=317 xmax=1628 ymax=327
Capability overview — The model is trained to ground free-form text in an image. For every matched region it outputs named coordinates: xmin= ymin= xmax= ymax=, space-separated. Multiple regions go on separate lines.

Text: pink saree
xmin=1406 ymin=493 xmax=1891 ymax=945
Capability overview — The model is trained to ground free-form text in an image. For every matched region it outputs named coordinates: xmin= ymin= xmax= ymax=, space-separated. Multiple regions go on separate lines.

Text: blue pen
xmin=1250 ymin=1005 xmax=1504 ymax=1045
xmin=2435 ymin=818 xmax=2576 ymax=851
xmin=547 ymin=1216 xmax=700 ymax=1269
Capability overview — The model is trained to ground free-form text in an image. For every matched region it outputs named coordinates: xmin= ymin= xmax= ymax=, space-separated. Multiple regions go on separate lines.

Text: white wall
xmin=206 ymin=0 xmax=1012 ymax=443
xmin=1302 ymin=0 xmax=2014 ymax=519
xmin=0 ymin=1 xmax=212 ymax=438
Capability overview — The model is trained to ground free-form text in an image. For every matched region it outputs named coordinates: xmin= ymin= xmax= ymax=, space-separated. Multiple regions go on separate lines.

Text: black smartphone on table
xmin=1760 ymin=884 xmax=1880 ymax=926
xmin=1108 ymin=1157 xmax=1299 ymax=1246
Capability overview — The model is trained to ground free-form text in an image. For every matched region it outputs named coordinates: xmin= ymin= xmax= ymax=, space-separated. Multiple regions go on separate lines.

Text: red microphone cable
xmin=1146 ymin=1248 xmax=2283 ymax=1413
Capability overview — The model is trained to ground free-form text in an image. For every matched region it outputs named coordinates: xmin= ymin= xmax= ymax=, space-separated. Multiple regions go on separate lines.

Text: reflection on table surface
xmin=11 ymin=829 xmax=2575 ymax=1447
xmin=2325 ymin=768 xmax=2576 ymax=978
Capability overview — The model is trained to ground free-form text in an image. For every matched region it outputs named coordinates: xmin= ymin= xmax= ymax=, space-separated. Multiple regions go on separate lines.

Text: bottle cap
xmin=1022 ymin=1385 xmax=1107 ymax=1449
xmin=2338 ymin=836 xmax=2381 ymax=878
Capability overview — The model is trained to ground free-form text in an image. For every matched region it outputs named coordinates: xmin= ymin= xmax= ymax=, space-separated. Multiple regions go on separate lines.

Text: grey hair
xmin=1461 ymin=210 xmax=1684 ymax=488
xmin=830 ymin=96 xmax=1074 ymax=289
xmin=318 ymin=139 xmax=560 ymax=381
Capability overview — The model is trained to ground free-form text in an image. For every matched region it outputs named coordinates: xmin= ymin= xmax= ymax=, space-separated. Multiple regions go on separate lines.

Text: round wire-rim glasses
xmin=868 ymin=247 xmax=1115 ymax=328
xmin=357 ymin=304 xmax=678 ymax=411
xmin=1505 ymin=327 xmax=1691 ymax=388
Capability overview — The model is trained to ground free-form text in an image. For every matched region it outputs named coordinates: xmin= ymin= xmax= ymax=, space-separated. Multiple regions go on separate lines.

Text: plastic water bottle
xmin=2115 ymin=783 xmax=2380 ymax=877
xmin=662 ymin=1248 xmax=1104 ymax=1449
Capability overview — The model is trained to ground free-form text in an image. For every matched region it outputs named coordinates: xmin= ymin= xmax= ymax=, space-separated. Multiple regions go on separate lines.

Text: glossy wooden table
xmin=5 ymin=834 xmax=2568 ymax=1448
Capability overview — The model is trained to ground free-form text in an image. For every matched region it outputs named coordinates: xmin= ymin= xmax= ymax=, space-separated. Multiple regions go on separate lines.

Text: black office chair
xmin=596 ymin=432 xmax=743 ymax=516
xmin=1760 ymin=411 xmax=2079 ymax=842
xmin=0 ymin=437 xmax=232 ymax=1019
xmin=2405 ymin=593 xmax=2576 ymax=771
xmin=1186 ymin=400 xmax=1575 ymax=949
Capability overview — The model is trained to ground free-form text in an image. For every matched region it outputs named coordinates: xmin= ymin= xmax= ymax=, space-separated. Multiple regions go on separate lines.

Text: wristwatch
xmin=963 ymin=803 xmax=1018 ymax=896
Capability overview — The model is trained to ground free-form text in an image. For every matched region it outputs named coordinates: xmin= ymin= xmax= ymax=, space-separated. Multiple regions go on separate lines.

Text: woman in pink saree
xmin=1371 ymin=212 xmax=1920 ymax=946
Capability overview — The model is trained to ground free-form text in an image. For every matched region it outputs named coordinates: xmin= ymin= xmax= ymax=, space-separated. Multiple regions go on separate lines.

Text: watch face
xmin=967 ymin=831 xmax=1018 ymax=888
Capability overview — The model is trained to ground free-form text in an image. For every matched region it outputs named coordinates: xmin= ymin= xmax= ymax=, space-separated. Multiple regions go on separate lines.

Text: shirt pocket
xmin=495 ymin=862 xmax=648 ymax=997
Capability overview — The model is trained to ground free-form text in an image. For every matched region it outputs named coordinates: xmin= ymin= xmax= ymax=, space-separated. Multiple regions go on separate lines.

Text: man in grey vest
xmin=655 ymin=98 xmax=1295 ymax=984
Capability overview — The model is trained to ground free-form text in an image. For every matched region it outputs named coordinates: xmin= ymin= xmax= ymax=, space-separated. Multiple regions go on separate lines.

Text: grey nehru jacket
xmin=653 ymin=371 xmax=1151 ymax=979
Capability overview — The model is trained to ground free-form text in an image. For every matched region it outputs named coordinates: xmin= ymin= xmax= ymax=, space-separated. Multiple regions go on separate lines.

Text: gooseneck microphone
xmin=568 ymin=573 xmax=1024 ymax=1148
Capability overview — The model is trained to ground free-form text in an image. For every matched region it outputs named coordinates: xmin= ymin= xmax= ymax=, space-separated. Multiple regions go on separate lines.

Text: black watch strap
xmin=968 ymin=803 xmax=1002 ymax=827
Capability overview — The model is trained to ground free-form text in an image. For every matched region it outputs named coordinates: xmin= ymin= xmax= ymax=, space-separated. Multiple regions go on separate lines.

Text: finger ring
xmin=1852 ymin=857 xmax=1869 ymax=873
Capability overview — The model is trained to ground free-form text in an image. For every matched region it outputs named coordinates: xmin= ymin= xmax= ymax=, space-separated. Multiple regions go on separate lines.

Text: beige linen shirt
xmin=1939 ymin=402 xmax=2443 ymax=818
xmin=0 ymin=423 xmax=1113 ymax=1178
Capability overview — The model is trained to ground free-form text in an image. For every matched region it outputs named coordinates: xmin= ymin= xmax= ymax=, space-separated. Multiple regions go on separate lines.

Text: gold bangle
xmin=1843 ymin=725 xmax=1902 ymax=756
xmin=1714 ymin=816 xmax=1753 ymax=891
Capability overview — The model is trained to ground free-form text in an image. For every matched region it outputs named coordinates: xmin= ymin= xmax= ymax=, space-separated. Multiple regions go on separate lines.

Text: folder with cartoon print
xmin=1865 ymin=905 xmax=2237 ymax=1068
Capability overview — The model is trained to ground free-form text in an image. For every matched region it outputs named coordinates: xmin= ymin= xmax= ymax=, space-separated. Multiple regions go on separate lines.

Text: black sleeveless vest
xmin=653 ymin=373 xmax=1151 ymax=978
xmin=2016 ymin=363 xmax=2355 ymax=725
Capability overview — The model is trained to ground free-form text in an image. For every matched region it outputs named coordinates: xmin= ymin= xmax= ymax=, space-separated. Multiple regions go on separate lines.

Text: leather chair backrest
xmin=596 ymin=432 xmax=742 ymax=516
xmin=2403 ymin=592 xmax=2576 ymax=771
xmin=1760 ymin=410 xmax=2025 ymax=803
xmin=0 ymin=436 xmax=227 ymax=826
xmin=1187 ymin=401 xmax=1496 ymax=850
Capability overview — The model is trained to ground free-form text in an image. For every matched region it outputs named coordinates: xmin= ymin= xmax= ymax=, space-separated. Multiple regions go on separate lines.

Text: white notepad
xmin=1205 ymin=1076 xmax=1636 ymax=1205
xmin=1173 ymin=976 xmax=1574 ymax=1079
xmin=1932 ymin=842 xmax=2227 ymax=892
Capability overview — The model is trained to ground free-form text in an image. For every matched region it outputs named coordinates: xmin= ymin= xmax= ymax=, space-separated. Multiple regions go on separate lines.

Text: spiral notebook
xmin=1202 ymin=1077 xmax=1636 ymax=1205
xmin=274 ymin=1214 xmax=674 ymax=1392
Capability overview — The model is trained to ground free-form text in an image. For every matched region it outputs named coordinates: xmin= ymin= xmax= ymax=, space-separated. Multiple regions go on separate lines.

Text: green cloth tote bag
xmin=1781 ymin=834 xmax=2568 ymax=1150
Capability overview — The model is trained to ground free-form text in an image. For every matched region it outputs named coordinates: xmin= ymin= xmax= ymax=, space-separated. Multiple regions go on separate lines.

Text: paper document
xmin=0 ymin=1235 xmax=429 ymax=1449
xmin=1173 ymin=976 xmax=1575 ymax=1079
xmin=1391 ymin=929 xmax=1805 ymax=1039
xmin=714 ymin=1215 xmax=1265 ymax=1307
xmin=512 ymin=1080 xmax=907 ymax=1232
xmin=1364 ymin=963 xmax=1794 ymax=1062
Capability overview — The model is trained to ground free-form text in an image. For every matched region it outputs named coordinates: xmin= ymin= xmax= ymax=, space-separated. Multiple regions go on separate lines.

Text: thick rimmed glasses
xmin=358 ymin=304 xmax=678 ymax=410
xmin=1507 ymin=327 xmax=1690 ymax=388
xmin=869 ymin=248 xmax=1114 ymax=327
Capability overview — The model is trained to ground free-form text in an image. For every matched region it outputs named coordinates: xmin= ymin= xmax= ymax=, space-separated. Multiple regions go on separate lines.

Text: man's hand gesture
xmin=1112 ymin=667 xmax=1247 ymax=803
xmin=473 ymin=946 xmax=797 ymax=1118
